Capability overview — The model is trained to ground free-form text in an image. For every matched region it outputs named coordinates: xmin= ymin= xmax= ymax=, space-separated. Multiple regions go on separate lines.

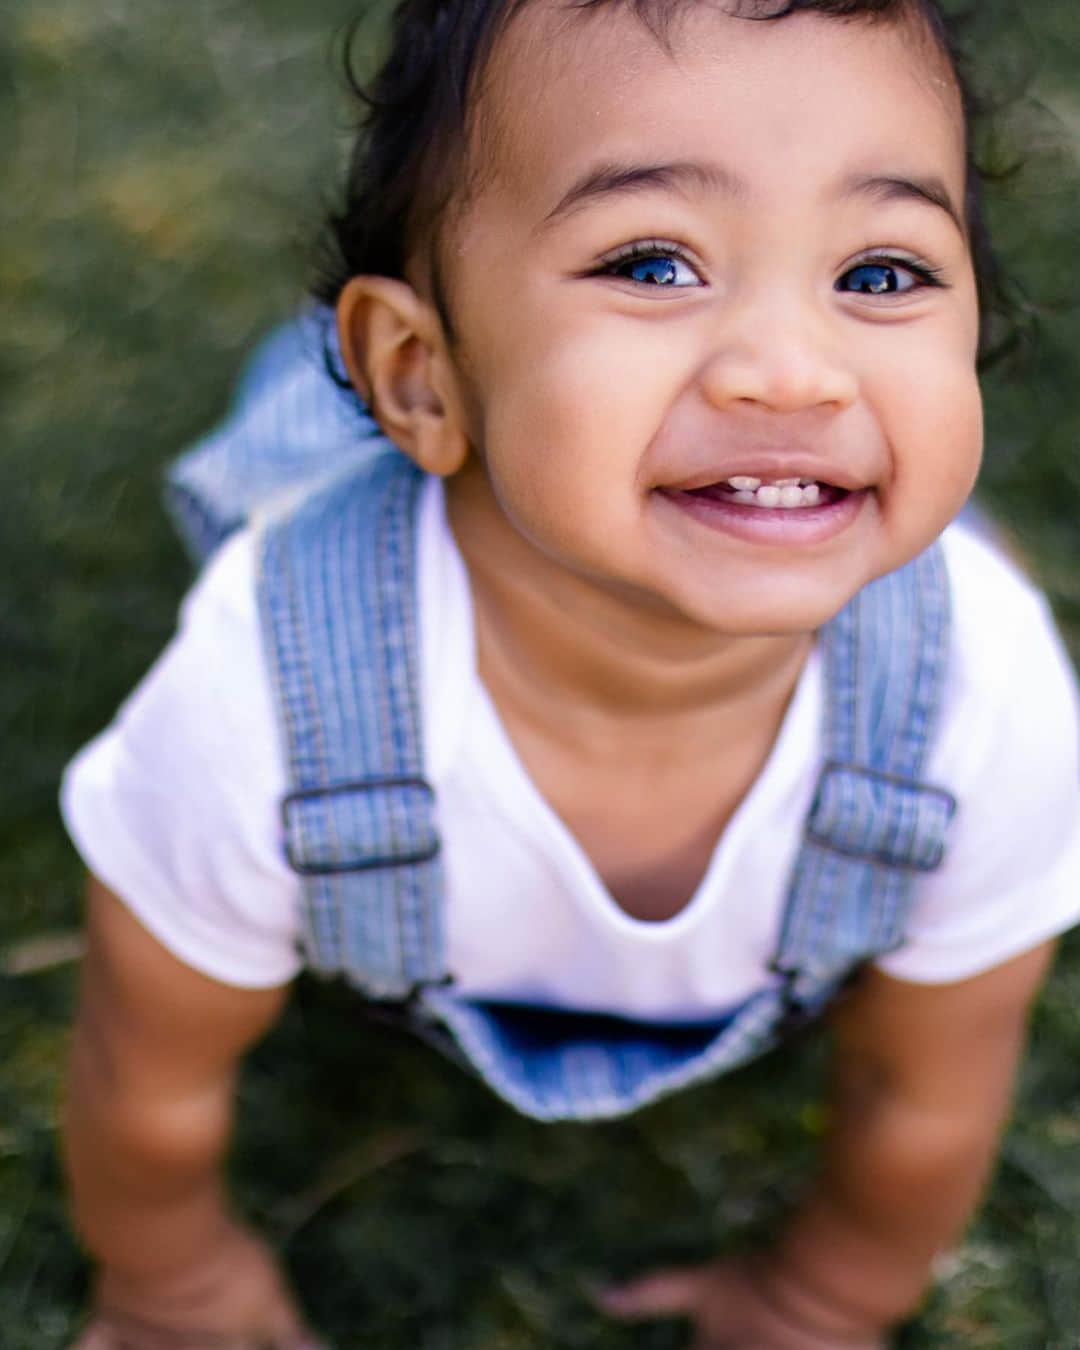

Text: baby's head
xmin=319 ymin=0 xmax=992 ymax=309
xmin=320 ymin=0 xmax=986 ymax=636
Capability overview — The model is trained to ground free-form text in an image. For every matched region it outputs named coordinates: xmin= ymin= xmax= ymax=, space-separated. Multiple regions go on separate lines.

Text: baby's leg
xmin=65 ymin=878 xmax=314 ymax=1347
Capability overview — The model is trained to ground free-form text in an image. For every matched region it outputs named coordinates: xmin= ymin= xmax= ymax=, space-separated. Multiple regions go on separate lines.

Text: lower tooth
xmin=802 ymin=483 xmax=821 ymax=506
xmin=755 ymin=485 xmax=782 ymax=508
xmin=779 ymin=485 xmax=804 ymax=508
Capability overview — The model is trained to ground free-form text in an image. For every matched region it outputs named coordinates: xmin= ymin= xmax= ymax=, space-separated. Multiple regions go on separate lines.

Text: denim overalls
xmin=168 ymin=319 xmax=958 ymax=1123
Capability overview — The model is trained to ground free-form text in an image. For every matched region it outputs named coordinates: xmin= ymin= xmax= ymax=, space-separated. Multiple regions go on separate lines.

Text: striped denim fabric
xmin=258 ymin=453 xmax=446 ymax=1002
xmin=771 ymin=546 xmax=957 ymax=1011
xmin=164 ymin=313 xmax=382 ymax=562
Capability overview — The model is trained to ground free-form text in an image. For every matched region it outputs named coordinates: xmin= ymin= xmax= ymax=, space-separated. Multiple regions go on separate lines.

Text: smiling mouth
xmin=685 ymin=476 xmax=850 ymax=510
xmin=658 ymin=471 xmax=869 ymax=544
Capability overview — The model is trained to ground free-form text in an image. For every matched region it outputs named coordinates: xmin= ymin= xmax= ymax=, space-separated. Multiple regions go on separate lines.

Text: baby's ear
xmin=336 ymin=275 xmax=469 ymax=477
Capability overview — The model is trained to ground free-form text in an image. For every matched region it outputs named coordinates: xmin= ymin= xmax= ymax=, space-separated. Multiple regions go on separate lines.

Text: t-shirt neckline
xmin=420 ymin=478 xmax=824 ymax=938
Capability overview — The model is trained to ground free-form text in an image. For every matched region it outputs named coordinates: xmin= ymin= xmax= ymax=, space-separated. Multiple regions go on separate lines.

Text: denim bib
xmin=169 ymin=319 xmax=957 ymax=1122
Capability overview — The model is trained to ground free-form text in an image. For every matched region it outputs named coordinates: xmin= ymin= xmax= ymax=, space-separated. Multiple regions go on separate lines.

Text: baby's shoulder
xmin=122 ymin=526 xmax=274 ymax=777
xmin=180 ymin=526 xmax=262 ymax=633
xmin=933 ymin=521 xmax=1078 ymax=782
xmin=940 ymin=522 xmax=1069 ymax=689
xmin=941 ymin=519 xmax=1050 ymax=636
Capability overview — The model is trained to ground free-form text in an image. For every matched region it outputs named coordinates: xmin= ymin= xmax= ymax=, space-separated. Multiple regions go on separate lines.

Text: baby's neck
xmin=445 ymin=466 xmax=812 ymax=754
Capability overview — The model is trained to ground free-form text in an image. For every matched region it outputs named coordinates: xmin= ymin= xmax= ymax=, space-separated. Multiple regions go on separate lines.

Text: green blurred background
xmin=3 ymin=1 xmax=1080 ymax=1345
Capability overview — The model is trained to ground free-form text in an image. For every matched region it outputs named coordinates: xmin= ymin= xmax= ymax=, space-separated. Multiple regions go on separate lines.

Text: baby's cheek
xmin=484 ymin=334 xmax=667 ymax=493
xmin=922 ymin=360 xmax=983 ymax=494
xmin=890 ymin=353 xmax=983 ymax=542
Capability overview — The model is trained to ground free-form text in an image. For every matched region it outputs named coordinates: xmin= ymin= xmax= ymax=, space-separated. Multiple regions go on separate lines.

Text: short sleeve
xmin=60 ymin=531 xmax=303 ymax=988
xmin=877 ymin=527 xmax=1080 ymax=984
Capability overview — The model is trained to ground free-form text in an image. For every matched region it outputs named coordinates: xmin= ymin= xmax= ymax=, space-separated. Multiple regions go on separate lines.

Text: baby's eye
xmin=602 ymin=248 xmax=702 ymax=288
xmin=836 ymin=259 xmax=941 ymax=296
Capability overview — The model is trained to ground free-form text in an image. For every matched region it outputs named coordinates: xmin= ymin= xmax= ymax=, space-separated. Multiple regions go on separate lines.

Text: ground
xmin=3 ymin=1 xmax=1080 ymax=1345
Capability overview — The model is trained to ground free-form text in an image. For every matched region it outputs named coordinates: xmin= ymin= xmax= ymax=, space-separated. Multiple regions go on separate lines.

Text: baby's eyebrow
xmin=539 ymin=160 xmax=741 ymax=230
xmin=537 ymin=160 xmax=966 ymax=238
xmin=842 ymin=172 xmax=966 ymax=236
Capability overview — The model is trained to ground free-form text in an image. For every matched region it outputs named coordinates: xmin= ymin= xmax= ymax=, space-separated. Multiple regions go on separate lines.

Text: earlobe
xmin=336 ymin=276 xmax=469 ymax=478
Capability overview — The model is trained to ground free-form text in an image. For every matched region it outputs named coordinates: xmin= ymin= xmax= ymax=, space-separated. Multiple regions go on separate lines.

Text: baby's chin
xmin=680 ymin=596 xmax=860 ymax=642
xmin=640 ymin=552 xmax=900 ymax=640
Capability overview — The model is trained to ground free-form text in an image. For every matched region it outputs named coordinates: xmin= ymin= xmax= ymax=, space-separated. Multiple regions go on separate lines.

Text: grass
xmin=3 ymin=0 xmax=1080 ymax=1344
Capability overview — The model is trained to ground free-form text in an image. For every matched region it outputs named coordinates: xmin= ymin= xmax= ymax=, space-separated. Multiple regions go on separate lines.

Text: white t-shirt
xmin=61 ymin=479 xmax=1080 ymax=1019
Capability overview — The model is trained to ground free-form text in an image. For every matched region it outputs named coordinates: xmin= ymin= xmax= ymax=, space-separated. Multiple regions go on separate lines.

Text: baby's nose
xmin=698 ymin=300 xmax=858 ymax=414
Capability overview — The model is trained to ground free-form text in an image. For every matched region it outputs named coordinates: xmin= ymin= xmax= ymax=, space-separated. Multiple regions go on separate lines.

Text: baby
xmin=62 ymin=0 xmax=1080 ymax=1346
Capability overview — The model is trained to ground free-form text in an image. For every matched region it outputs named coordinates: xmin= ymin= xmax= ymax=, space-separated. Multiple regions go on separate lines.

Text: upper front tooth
xmin=728 ymin=476 xmax=761 ymax=491
xmin=774 ymin=478 xmax=801 ymax=488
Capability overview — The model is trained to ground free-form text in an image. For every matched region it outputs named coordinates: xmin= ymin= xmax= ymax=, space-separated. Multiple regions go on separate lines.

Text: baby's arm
xmin=603 ymin=939 xmax=1054 ymax=1347
xmin=65 ymin=876 xmax=311 ymax=1345
xmin=765 ymin=940 xmax=1054 ymax=1336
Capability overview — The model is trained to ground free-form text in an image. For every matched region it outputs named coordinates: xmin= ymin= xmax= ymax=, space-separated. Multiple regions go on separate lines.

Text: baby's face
xmin=439 ymin=2 xmax=981 ymax=635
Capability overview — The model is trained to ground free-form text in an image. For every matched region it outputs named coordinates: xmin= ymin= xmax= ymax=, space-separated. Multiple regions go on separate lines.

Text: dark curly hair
xmin=313 ymin=0 xmax=1005 ymax=359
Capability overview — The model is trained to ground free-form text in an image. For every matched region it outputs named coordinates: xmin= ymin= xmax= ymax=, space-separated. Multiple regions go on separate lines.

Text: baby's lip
xmin=661 ymin=456 xmax=869 ymax=494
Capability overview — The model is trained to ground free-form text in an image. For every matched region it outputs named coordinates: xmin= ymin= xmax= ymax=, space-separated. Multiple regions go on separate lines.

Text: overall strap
xmin=257 ymin=449 xmax=446 ymax=999
xmin=165 ymin=316 xmax=382 ymax=562
xmin=773 ymin=544 xmax=957 ymax=1011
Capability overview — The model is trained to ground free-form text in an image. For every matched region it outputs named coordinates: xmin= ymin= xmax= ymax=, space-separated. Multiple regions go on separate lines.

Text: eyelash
xmin=840 ymin=252 xmax=948 ymax=294
xmin=591 ymin=242 xmax=948 ymax=293
xmin=592 ymin=239 xmax=703 ymax=284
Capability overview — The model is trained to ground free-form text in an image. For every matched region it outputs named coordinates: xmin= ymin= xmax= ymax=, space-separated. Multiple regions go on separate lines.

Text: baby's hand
xmin=72 ymin=1223 xmax=321 ymax=1350
xmin=72 ymin=1322 xmax=320 ymax=1350
xmin=597 ymin=1255 xmax=886 ymax=1350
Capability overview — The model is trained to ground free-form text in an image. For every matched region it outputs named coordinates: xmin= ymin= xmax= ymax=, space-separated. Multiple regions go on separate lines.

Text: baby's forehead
xmin=470 ymin=1 xmax=679 ymax=188
xmin=465 ymin=1 xmax=962 ymax=215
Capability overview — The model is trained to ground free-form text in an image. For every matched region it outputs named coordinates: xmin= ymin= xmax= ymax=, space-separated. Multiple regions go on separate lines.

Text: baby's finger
xmin=595 ymin=1265 xmax=712 ymax=1320
xmin=70 ymin=1315 xmax=329 ymax=1350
